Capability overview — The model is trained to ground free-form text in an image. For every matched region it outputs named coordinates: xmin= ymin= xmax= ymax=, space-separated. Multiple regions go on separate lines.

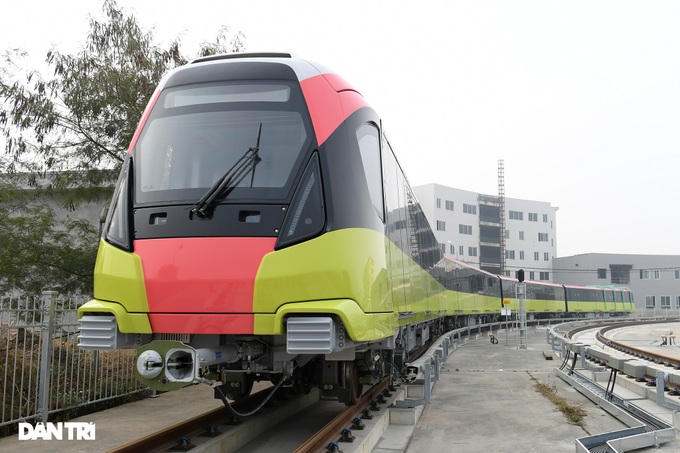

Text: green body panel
xmin=77 ymin=299 xmax=152 ymax=333
xmin=384 ymin=239 xmax=447 ymax=319
xmin=449 ymin=292 xmax=501 ymax=314
xmin=504 ymin=298 xmax=566 ymax=313
xmin=568 ymin=301 xmax=602 ymax=312
xmin=78 ymin=239 xmax=151 ymax=333
xmin=254 ymin=229 xmax=392 ymax=314
xmin=92 ymin=239 xmax=150 ymax=313
xmin=254 ymin=228 xmax=449 ymax=340
xmin=254 ymin=299 xmax=395 ymax=342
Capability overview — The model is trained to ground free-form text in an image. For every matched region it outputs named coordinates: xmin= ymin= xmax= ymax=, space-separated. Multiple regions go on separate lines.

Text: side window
xmin=356 ymin=123 xmax=384 ymax=220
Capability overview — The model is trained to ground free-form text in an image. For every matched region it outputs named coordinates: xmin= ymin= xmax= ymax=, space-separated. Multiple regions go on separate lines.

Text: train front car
xmin=77 ymin=54 xmax=400 ymax=404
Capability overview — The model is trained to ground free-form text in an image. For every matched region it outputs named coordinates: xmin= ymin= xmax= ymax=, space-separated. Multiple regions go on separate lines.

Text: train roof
xmin=163 ymin=52 xmax=358 ymax=93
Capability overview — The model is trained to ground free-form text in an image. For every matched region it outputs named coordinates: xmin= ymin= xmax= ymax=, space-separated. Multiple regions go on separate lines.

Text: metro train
xmin=77 ymin=53 xmax=634 ymax=407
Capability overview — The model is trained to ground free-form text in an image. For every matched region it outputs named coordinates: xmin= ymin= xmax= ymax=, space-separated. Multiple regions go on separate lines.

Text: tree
xmin=1 ymin=0 xmax=244 ymax=189
xmin=0 ymin=0 xmax=245 ymax=296
xmin=0 ymin=176 xmax=100 ymax=295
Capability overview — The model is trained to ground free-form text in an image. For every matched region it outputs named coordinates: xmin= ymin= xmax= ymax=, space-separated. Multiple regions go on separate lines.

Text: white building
xmin=553 ymin=254 xmax=680 ymax=316
xmin=413 ymin=184 xmax=558 ymax=281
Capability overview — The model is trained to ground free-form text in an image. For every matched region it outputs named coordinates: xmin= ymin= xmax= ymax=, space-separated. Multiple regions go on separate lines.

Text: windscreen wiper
xmin=190 ymin=124 xmax=262 ymax=219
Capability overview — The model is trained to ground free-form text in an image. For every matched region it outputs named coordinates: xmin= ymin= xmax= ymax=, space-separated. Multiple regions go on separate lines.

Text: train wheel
xmin=340 ymin=360 xmax=362 ymax=405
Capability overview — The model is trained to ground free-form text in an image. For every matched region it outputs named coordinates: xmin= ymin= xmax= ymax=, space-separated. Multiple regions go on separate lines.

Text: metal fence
xmin=0 ymin=291 xmax=144 ymax=431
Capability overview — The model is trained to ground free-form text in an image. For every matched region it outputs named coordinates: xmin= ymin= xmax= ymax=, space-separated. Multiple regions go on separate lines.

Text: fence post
xmin=37 ymin=290 xmax=58 ymax=423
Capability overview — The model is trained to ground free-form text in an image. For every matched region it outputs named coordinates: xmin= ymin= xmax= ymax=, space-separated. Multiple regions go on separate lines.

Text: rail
xmin=547 ymin=319 xmax=678 ymax=452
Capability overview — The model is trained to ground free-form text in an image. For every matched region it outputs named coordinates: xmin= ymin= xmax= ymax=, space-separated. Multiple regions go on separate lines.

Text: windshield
xmin=134 ymin=81 xmax=311 ymax=205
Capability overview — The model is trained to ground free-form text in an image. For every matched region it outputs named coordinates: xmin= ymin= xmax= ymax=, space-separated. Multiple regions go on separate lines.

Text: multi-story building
xmin=553 ymin=254 xmax=680 ymax=316
xmin=413 ymin=183 xmax=558 ymax=281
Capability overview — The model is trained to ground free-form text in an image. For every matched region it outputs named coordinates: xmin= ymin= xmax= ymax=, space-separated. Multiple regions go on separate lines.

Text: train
xmin=77 ymin=53 xmax=634 ymax=407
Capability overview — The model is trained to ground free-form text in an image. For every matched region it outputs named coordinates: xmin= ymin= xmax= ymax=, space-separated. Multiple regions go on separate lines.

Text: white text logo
xmin=18 ymin=422 xmax=96 ymax=440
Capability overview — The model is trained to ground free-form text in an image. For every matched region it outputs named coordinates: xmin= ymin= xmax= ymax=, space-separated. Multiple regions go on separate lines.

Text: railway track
xmin=108 ymin=340 xmax=433 ymax=453
xmin=108 ymin=386 xmax=281 ymax=453
xmin=107 ymin=376 xmax=399 ymax=453
xmin=568 ymin=320 xmax=680 ymax=369
xmin=598 ymin=323 xmax=680 ymax=369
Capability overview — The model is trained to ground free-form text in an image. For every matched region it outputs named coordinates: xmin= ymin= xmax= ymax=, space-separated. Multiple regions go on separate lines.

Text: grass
xmin=529 ymin=372 xmax=588 ymax=431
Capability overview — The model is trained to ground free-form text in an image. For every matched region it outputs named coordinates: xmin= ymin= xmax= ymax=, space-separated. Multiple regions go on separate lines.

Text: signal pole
xmin=516 ymin=269 xmax=527 ymax=349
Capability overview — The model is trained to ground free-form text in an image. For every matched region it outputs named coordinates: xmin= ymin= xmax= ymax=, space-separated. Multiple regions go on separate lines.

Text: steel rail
xmin=598 ymin=324 xmax=680 ymax=369
xmin=108 ymin=339 xmax=437 ymax=453
xmin=107 ymin=387 xmax=272 ymax=453
xmin=294 ymin=377 xmax=391 ymax=453
xmin=294 ymin=340 xmax=433 ymax=453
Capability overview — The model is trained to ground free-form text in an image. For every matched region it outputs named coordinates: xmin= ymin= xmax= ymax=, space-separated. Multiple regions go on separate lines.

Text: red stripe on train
xmin=148 ymin=313 xmax=254 ymax=334
xmin=135 ymin=237 xmax=275 ymax=323
xmin=300 ymin=73 xmax=368 ymax=146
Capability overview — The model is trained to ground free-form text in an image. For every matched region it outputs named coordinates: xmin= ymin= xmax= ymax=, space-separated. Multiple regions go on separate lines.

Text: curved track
xmin=568 ymin=320 xmax=680 ymax=368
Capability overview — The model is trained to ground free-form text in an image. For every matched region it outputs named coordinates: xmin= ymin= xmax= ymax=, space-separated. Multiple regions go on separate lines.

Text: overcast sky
xmin=1 ymin=0 xmax=679 ymax=258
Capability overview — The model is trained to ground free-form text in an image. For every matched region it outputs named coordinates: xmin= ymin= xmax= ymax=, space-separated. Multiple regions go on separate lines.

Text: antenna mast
xmin=498 ymin=159 xmax=506 ymax=276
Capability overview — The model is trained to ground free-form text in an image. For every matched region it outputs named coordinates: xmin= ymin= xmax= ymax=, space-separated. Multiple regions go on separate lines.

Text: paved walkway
xmin=403 ymin=327 xmax=679 ymax=453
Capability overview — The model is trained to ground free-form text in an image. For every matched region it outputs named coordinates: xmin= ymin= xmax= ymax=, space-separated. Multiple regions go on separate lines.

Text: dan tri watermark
xmin=18 ymin=422 xmax=96 ymax=441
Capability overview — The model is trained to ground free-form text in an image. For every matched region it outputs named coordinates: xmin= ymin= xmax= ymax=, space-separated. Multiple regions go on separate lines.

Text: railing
xmin=0 ymin=291 xmax=144 ymax=434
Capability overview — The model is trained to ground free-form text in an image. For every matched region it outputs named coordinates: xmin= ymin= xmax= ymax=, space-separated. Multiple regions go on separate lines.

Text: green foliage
xmin=1 ymin=0 xmax=244 ymax=186
xmin=0 ymin=179 xmax=99 ymax=295
xmin=0 ymin=0 xmax=245 ymax=296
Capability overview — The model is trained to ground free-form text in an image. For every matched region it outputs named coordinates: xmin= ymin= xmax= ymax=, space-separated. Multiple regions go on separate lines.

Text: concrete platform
xmin=403 ymin=326 xmax=679 ymax=453
xmin=3 ymin=324 xmax=680 ymax=453
xmin=0 ymin=382 xmax=229 ymax=453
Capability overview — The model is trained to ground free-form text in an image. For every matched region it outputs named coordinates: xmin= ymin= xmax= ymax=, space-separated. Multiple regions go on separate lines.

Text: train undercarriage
xmin=132 ymin=316 xmax=447 ymax=406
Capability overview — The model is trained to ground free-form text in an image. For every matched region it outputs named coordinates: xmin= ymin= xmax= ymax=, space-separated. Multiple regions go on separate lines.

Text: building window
xmin=610 ymin=265 xmax=631 ymax=285
xmin=459 ymin=245 xmax=464 ymax=256
xmin=640 ymin=270 xmax=650 ymax=280
xmin=519 ymin=231 xmax=524 ymax=240
xmin=543 ymin=214 xmax=548 ymax=222
xmin=676 ymin=296 xmax=680 ymax=308
xmin=459 ymin=224 xmax=472 ymax=235
xmin=645 ymin=296 xmax=655 ymax=308
xmin=505 ymin=229 xmax=510 ymax=239
xmin=539 ymin=271 xmax=549 ymax=281
xmin=533 ymin=252 xmax=539 ymax=261
xmin=529 ymin=271 xmax=535 ymax=280
xmin=463 ymin=203 xmax=477 ymax=214
xmin=538 ymin=233 xmax=548 ymax=242
xmin=450 ymin=243 xmax=455 ymax=255
xmin=436 ymin=220 xmax=445 ymax=231
xmin=597 ymin=268 xmax=607 ymax=279
xmin=519 ymin=251 xmax=524 ymax=260
xmin=509 ymin=210 xmax=523 ymax=220
xmin=436 ymin=198 xmax=441 ymax=208
xmin=445 ymin=200 xmax=454 ymax=211
xmin=468 ymin=247 xmax=477 ymax=256
xmin=528 ymin=213 xmax=538 ymax=222
xmin=675 ymin=270 xmax=680 ymax=279
xmin=506 ymin=250 xmax=515 ymax=259
xmin=654 ymin=270 xmax=661 ymax=280
xmin=661 ymin=296 xmax=671 ymax=309
xmin=544 ymin=252 xmax=549 ymax=261
xmin=439 ymin=243 xmax=446 ymax=253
